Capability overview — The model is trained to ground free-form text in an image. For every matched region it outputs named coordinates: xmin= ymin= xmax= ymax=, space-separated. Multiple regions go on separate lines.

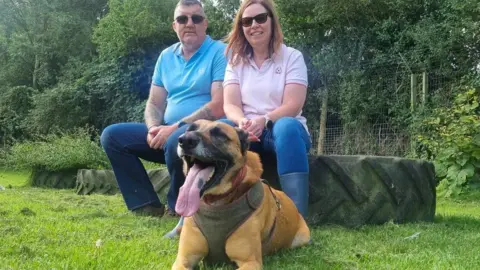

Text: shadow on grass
xmin=434 ymin=214 xmax=480 ymax=229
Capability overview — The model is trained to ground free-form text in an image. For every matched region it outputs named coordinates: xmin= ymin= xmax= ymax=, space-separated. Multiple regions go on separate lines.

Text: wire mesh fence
xmin=307 ymin=64 xmax=464 ymax=157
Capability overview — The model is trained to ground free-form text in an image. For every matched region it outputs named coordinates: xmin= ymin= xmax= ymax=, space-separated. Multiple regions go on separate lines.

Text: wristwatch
xmin=264 ymin=115 xmax=273 ymax=130
xmin=177 ymin=121 xmax=187 ymax=128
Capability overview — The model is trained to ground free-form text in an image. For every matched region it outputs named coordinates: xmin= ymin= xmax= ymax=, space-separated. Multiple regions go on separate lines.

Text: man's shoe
xmin=164 ymin=207 xmax=180 ymax=218
xmin=132 ymin=204 xmax=165 ymax=217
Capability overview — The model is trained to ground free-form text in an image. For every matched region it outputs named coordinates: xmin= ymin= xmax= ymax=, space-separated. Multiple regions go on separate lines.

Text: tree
xmin=0 ymin=0 xmax=107 ymax=90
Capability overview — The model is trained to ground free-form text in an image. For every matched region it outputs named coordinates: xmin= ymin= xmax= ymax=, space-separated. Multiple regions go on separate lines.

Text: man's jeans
xmin=100 ymin=123 xmax=188 ymax=211
xmin=220 ymin=117 xmax=311 ymax=175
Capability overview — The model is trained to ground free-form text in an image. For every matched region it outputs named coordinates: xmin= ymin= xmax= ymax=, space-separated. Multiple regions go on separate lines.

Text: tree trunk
xmin=32 ymin=54 xmax=39 ymax=89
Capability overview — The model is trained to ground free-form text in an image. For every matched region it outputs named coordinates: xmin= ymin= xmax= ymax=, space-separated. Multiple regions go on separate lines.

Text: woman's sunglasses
xmin=241 ymin=12 xmax=270 ymax=27
xmin=175 ymin=14 xmax=204 ymax=25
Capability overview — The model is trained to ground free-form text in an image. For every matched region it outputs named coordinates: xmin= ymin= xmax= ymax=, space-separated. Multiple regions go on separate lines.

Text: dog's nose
xmin=178 ymin=133 xmax=200 ymax=150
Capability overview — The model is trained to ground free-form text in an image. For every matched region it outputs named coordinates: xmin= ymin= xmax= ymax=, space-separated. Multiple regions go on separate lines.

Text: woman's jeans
xmin=220 ymin=117 xmax=311 ymax=174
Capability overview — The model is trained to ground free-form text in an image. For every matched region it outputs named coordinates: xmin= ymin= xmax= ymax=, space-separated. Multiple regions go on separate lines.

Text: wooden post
xmin=410 ymin=74 xmax=417 ymax=112
xmin=422 ymin=72 xmax=428 ymax=106
xmin=317 ymin=87 xmax=328 ymax=155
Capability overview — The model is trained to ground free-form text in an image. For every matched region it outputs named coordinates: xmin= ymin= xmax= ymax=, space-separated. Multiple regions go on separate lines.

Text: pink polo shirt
xmin=223 ymin=44 xmax=309 ymax=132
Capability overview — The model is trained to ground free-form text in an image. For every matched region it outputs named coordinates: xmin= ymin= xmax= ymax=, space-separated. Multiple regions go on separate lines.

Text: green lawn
xmin=0 ymin=170 xmax=30 ymax=187
xmin=1 ymin=171 xmax=480 ymax=269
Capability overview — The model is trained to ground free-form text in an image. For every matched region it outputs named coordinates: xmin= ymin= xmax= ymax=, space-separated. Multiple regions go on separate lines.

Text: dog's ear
xmin=235 ymin=128 xmax=249 ymax=153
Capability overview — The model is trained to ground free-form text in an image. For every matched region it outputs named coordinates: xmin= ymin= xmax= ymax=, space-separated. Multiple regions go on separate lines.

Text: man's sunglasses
xmin=175 ymin=14 xmax=205 ymax=24
xmin=241 ymin=12 xmax=270 ymax=27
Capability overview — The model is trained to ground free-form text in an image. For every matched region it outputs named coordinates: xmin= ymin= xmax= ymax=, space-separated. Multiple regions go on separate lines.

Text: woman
xmin=223 ymin=0 xmax=311 ymax=218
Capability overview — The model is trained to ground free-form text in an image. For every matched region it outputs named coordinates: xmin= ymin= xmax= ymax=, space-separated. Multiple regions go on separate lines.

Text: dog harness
xmin=193 ymin=180 xmax=277 ymax=265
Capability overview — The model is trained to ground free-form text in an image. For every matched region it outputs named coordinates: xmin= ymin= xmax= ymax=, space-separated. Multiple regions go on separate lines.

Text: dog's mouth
xmin=185 ymin=156 xmax=229 ymax=192
xmin=175 ymin=154 xmax=231 ymax=217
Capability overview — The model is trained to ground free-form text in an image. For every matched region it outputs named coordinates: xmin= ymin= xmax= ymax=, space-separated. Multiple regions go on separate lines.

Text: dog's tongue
xmin=175 ymin=164 xmax=214 ymax=217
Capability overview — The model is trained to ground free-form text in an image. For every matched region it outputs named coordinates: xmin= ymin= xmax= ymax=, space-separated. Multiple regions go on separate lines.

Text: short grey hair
xmin=176 ymin=0 xmax=203 ymax=9
xmin=175 ymin=0 xmax=205 ymax=17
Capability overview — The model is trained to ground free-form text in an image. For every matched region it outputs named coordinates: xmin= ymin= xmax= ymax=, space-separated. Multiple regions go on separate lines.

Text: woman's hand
xmin=246 ymin=116 xmax=265 ymax=138
xmin=239 ymin=118 xmax=252 ymax=130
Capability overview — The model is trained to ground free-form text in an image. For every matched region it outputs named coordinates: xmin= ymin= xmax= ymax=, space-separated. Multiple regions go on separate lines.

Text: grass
xmin=0 ymin=170 xmax=30 ymax=187
xmin=1 ymin=171 xmax=480 ymax=269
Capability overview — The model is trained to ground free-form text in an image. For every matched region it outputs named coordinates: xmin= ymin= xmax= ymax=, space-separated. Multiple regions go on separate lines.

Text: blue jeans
xmin=219 ymin=117 xmax=311 ymax=175
xmin=100 ymin=123 xmax=188 ymax=211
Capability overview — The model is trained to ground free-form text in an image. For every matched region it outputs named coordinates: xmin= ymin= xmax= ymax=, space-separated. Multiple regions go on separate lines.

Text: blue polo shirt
xmin=152 ymin=35 xmax=227 ymax=125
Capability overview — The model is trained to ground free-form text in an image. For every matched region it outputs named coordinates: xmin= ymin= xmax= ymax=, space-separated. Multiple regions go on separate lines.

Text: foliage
xmin=25 ymin=57 xmax=146 ymax=135
xmin=203 ymin=0 xmax=239 ymax=40
xmin=23 ymin=0 xmax=183 ymax=137
xmin=412 ymin=86 xmax=480 ymax=197
xmin=4 ymin=127 xmax=110 ymax=172
xmin=275 ymin=0 xmax=480 ymax=137
xmin=92 ymin=0 xmax=177 ymax=60
xmin=0 ymin=86 xmax=36 ymax=146
xmin=0 ymin=0 xmax=107 ymax=90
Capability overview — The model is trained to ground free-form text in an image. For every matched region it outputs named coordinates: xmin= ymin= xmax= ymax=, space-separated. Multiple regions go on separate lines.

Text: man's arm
xmin=144 ymin=84 xmax=168 ymax=129
xmin=179 ymin=81 xmax=225 ymax=124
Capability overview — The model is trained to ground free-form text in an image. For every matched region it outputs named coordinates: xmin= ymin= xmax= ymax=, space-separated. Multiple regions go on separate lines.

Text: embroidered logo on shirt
xmin=275 ymin=67 xmax=282 ymax=74
xmin=198 ymin=67 xmax=206 ymax=75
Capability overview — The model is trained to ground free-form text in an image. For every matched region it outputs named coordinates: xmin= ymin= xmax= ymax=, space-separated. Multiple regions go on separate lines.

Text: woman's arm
xmin=223 ymin=83 xmax=246 ymax=125
xmin=264 ymin=83 xmax=307 ymax=121
xmin=265 ymin=49 xmax=308 ymax=121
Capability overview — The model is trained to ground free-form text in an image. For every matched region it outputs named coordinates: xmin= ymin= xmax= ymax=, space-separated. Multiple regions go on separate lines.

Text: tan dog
xmin=172 ymin=120 xmax=310 ymax=270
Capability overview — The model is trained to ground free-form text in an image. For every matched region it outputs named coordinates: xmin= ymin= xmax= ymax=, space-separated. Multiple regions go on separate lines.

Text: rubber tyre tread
xmin=260 ymin=154 xmax=437 ymax=227
xmin=75 ymin=169 xmax=171 ymax=202
xmin=30 ymin=168 xmax=78 ymax=189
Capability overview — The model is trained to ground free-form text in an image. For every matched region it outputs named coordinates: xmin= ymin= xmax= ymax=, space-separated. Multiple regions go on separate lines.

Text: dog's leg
xmin=172 ymin=217 xmax=208 ymax=270
xmin=290 ymin=215 xmax=311 ymax=248
xmin=225 ymin=223 xmax=262 ymax=270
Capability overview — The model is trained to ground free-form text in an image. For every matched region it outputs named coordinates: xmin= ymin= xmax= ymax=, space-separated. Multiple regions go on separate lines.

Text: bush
xmin=0 ymin=86 xmax=37 ymax=146
xmin=25 ymin=83 xmax=93 ymax=135
xmin=25 ymin=57 xmax=147 ymax=136
xmin=4 ymin=127 xmax=111 ymax=172
xmin=412 ymin=86 xmax=480 ymax=197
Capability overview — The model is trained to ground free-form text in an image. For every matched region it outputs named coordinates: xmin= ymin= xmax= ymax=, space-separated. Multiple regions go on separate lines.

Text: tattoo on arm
xmin=180 ymin=106 xmax=215 ymax=124
xmin=144 ymin=101 xmax=164 ymax=129
xmin=180 ymin=81 xmax=224 ymax=124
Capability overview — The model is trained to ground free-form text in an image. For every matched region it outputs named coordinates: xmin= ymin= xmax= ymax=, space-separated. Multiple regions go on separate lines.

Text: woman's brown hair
xmin=224 ymin=0 xmax=284 ymax=66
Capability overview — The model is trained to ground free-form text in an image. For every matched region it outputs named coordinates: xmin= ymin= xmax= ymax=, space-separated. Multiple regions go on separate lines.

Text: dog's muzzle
xmin=178 ymin=132 xmax=200 ymax=150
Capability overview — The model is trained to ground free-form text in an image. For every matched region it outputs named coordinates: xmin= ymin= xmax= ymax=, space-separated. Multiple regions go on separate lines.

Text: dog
xmin=171 ymin=120 xmax=310 ymax=270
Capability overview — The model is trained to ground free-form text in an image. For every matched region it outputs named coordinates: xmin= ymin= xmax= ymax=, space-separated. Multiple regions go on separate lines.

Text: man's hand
xmin=245 ymin=116 xmax=265 ymax=138
xmin=147 ymin=124 xmax=178 ymax=149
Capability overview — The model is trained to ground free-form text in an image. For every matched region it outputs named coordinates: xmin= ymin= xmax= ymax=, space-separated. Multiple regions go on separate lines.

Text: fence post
xmin=422 ymin=71 xmax=428 ymax=106
xmin=410 ymin=74 xmax=417 ymax=112
xmin=317 ymin=83 xmax=328 ymax=155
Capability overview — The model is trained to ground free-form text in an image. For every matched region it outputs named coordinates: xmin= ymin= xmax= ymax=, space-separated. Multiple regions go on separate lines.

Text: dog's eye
xmin=210 ymin=127 xmax=230 ymax=141
xmin=187 ymin=123 xmax=198 ymax=131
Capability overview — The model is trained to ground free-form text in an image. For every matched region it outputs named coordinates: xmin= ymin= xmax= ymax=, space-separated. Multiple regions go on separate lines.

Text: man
xmin=100 ymin=0 xmax=227 ymax=218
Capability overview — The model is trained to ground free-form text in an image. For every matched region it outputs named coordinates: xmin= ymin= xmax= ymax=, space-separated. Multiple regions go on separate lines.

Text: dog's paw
xmin=163 ymin=225 xmax=182 ymax=239
xmin=163 ymin=217 xmax=184 ymax=239
xmin=163 ymin=229 xmax=180 ymax=239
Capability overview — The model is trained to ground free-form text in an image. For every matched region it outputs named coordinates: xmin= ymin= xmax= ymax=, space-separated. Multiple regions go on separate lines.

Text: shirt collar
xmin=247 ymin=44 xmax=284 ymax=67
xmin=174 ymin=35 xmax=212 ymax=56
